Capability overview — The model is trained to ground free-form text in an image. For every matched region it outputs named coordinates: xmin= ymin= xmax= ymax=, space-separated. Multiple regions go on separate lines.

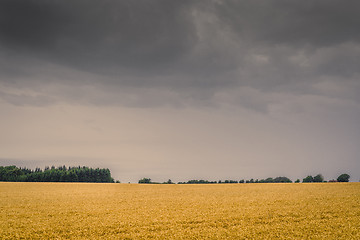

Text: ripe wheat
xmin=1 ymin=182 xmax=359 ymax=239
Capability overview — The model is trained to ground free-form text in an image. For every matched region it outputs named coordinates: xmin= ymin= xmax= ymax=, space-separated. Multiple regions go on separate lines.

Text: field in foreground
xmin=1 ymin=182 xmax=359 ymax=239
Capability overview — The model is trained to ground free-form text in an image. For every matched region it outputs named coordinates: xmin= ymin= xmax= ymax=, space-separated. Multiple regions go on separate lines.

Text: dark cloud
xmin=215 ymin=0 xmax=360 ymax=47
xmin=0 ymin=0 xmax=359 ymax=107
xmin=0 ymin=0 xmax=197 ymax=75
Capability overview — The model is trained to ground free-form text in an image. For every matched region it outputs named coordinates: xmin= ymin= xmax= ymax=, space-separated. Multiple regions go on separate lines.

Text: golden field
xmin=1 ymin=182 xmax=359 ymax=239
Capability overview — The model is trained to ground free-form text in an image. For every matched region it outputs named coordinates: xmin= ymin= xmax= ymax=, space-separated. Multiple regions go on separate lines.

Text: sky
xmin=1 ymin=0 xmax=359 ymax=183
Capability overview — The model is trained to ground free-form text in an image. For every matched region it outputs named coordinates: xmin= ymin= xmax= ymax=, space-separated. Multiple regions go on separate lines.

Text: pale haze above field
xmin=1 ymin=0 xmax=360 ymax=182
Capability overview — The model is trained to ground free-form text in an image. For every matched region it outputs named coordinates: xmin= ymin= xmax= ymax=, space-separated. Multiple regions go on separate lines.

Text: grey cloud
xmin=0 ymin=0 xmax=360 ymax=108
xmin=0 ymin=0 xmax=197 ymax=75
xmin=215 ymin=0 xmax=360 ymax=47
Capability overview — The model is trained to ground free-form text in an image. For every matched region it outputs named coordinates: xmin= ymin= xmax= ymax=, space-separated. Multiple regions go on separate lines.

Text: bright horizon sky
xmin=1 ymin=0 xmax=359 ymax=182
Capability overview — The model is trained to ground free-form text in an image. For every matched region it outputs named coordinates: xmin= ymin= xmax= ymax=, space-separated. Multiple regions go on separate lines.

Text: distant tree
xmin=188 ymin=179 xmax=208 ymax=184
xmin=115 ymin=180 xmax=121 ymax=183
xmin=178 ymin=179 xmax=217 ymax=184
xmin=273 ymin=176 xmax=292 ymax=183
xmin=239 ymin=179 xmax=245 ymax=183
xmin=337 ymin=174 xmax=350 ymax=182
xmin=223 ymin=180 xmax=238 ymax=183
xmin=162 ymin=179 xmax=174 ymax=184
xmin=138 ymin=178 xmax=151 ymax=184
xmin=265 ymin=177 xmax=274 ymax=183
xmin=313 ymin=174 xmax=324 ymax=182
xmin=303 ymin=175 xmax=313 ymax=183
xmin=295 ymin=179 xmax=300 ymax=183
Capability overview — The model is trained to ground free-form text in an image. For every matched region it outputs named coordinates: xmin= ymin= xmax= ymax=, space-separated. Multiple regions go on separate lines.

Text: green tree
xmin=138 ymin=178 xmax=151 ymax=184
xmin=273 ymin=176 xmax=292 ymax=183
xmin=0 ymin=165 xmax=115 ymax=183
xmin=265 ymin=177 xmax=274 ymax=183
xmin=337 ymin=174 xmax=350 ymax=182
xmin=303 ymin=175 xmax=313 ymax=183
xmin=313 ymin=174 xmax=324 ymax=182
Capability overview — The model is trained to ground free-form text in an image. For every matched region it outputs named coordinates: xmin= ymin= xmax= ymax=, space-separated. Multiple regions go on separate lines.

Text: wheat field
xmin=1 ymin=182 xmax=359 ymax=239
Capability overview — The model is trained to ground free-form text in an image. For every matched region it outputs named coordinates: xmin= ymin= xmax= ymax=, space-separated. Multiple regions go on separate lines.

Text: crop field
xmin=1 ymin=182 xmax=359 ymax=239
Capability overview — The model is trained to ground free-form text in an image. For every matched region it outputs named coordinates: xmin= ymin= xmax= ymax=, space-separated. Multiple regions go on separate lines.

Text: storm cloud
xmin=1 ymin=0 xmax=359 ymax=182
xmin=1 ymin=1 xmax=359 ymax=97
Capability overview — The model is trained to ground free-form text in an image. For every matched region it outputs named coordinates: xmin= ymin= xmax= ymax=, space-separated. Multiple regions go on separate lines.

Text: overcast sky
xmin=1 ymin=0 xmax=359 ymax=182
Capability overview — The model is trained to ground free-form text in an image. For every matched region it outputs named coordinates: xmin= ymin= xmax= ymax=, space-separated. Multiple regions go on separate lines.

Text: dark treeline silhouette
xmin=302 ymin=173 xmax=350 ymax=183
xmin=138 ymin=178 xmax=152 ymax=184
xmin=140 ymin=174 xmax=351 ymax=184
xmin=1 ymin=166 xmax=351 ymax=184
xmin=0 ymin=165 xmax=114 ymax=183
xmin=178 ymin=180 xmax=218 ymax=184
xmin=139 ymin=176 xmax=293 ymax=184
xmin=251 ymin=176 xmax=292 ymax=183
xmin=138 ymin=178 xmax=175 ymax=184
xmin=178 ymin=177 xmax=292 ymax=184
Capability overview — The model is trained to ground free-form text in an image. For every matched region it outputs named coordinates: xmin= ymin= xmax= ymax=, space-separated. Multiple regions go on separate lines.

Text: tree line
xmin=299 ymin=173 xmax=350 ymax=183
xmin=0 ymin=166 xmax=350 ymax=184
xmin=139 ymin=176 xmax=293 ymax=184
xmin=139 ymin=174 xmax=350 ymax=184
xmin=0 ymin=165 xmax=114 ymax=183
xmin=177 ymin=176 xmax=292 ymax=184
